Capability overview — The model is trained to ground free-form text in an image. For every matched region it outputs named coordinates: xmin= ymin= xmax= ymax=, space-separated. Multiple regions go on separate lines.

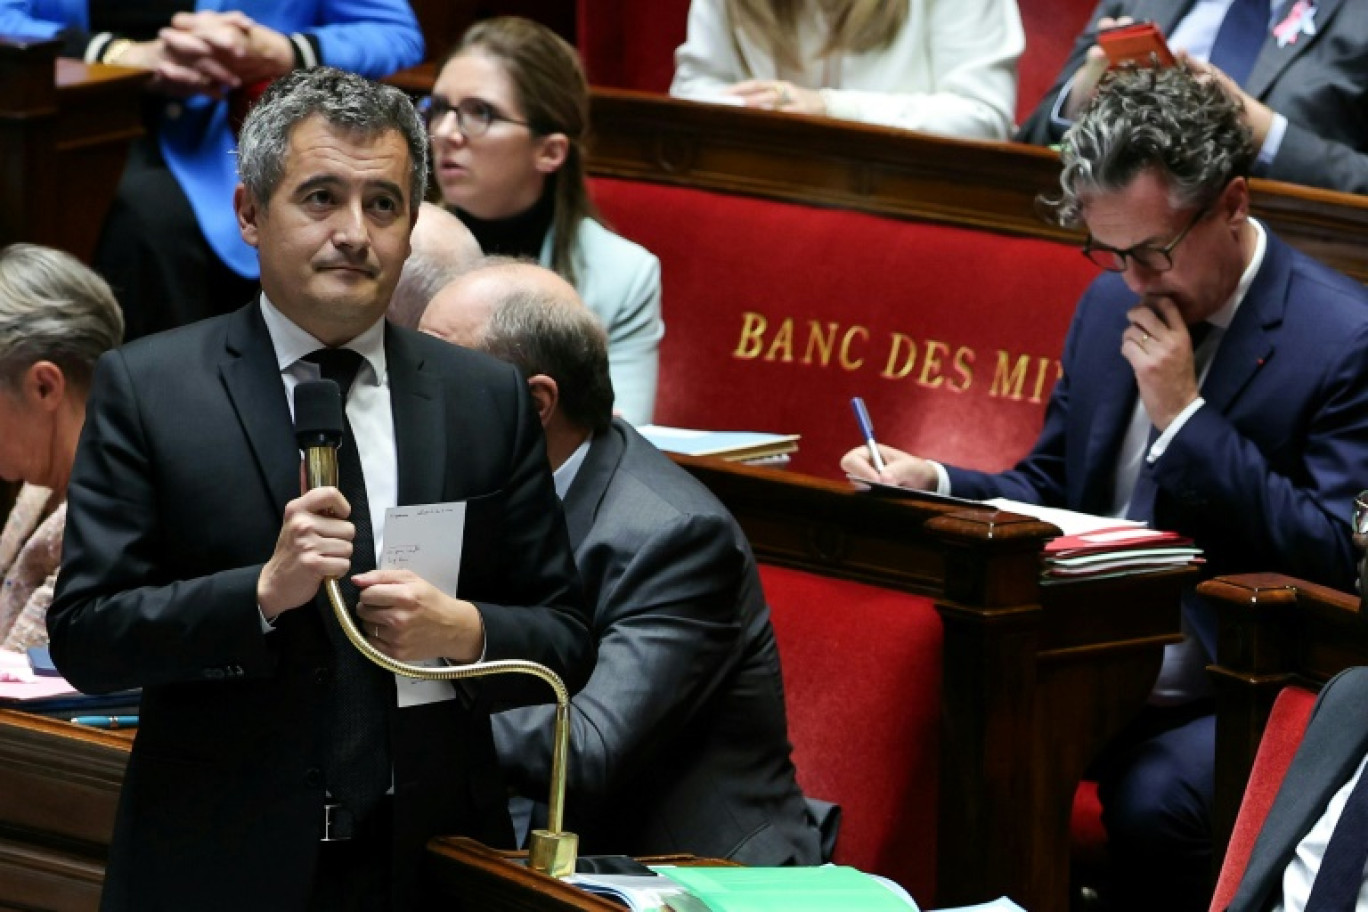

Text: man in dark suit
xmin=48 ymin=68 xmax=593 ymax=912
xmin=420 ymin=260 xmax=825 ymax=865
xmin=846 ymin=65 xmax=1368 ymax=910
xmin=1017 ymin=0 xmax=1368 ymax=195
xmin=1226 ymin=667 xmax=1368 ymax=911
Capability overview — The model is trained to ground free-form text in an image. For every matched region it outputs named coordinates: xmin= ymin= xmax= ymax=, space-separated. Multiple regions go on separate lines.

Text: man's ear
xmin=1223 ymin=176 xmax=1251 ymax=226
xmin=533 ymin=133 xmax=570 ymax=175
xmin=25 ymin=361 xmax=66 ymax=412
xmin=235 ymin=184 xmax=262 ymax=248
xmin=527 ymin=374 xmax=560 ymax=428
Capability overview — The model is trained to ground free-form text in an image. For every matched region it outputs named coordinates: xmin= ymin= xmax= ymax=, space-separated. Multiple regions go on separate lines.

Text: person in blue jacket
xmin=0 ymin=1 xmax=424 ymax=338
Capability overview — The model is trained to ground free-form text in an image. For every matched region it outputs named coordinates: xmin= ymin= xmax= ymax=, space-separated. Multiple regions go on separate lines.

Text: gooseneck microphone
xmin=293 ymin=379 xmax=344 ymax=492
xmin=289 ymin=379 xmax=579 ymax=877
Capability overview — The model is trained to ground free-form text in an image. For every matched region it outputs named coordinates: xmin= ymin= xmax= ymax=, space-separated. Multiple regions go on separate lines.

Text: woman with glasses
xmin=670 ymin=0 xmax=1023 ymax=140
xmin=426 ymin=17 xmax=663 ymax=425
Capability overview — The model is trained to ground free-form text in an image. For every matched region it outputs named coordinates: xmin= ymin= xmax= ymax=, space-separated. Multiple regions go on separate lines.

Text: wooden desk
xmin=0 ymin=37 xmax=148 ymax=263
xmin=0 ymin=709 xmax=130 ymax=912
xmin=675 ymin=456 xmax=1192 ymax=912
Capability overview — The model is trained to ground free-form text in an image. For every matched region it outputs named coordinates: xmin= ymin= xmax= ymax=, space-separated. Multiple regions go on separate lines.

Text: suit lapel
xmin=220 ymin=304 xmax=299 ymax=517
xmin=1200 ymin=234 xmax=1283 ymax=413
xmin=561 ymin=424 xmax=626 ymax=551
xmin=387 ymin=326 xmax=447 ymax=507
xmin=1246 ymin=0 xmax=1343 ymax=99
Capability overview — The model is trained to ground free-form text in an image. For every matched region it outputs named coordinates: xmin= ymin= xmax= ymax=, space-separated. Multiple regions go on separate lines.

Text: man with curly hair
xmin=845 ymin=65 xmax=1368 ymax=910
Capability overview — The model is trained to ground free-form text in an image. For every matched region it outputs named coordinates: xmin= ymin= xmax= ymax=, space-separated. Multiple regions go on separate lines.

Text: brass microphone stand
xmin=305 ymin=445 xmax=578 ymax=878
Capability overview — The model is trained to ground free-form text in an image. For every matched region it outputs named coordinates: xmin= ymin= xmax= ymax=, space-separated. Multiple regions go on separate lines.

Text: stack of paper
xmin=636 ymin=425 xmax=800 ymax=465
xmin=1042 ymin=526 xmax=1204 ymax=579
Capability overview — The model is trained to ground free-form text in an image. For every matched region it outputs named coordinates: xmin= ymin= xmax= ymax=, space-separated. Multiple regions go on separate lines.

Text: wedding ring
xmin=774 ymin=81 xmax=790 ymax=105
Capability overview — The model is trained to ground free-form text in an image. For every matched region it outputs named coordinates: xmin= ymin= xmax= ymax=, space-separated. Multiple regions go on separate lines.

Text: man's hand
xmin=1182 ymin=55 xmax=1275 ymax=148
xmin=1121 ymin=297 xmax=1202 ymax=430
xmin=353 ymin=569 xmax=486 ymax=664
xmin=840 ymin=443 xmax=939 ymax=490
xmin=257 ymin=487 xmax=355 ymax=620
xmin=1062 ymin=16 xmax=1133 ymax=120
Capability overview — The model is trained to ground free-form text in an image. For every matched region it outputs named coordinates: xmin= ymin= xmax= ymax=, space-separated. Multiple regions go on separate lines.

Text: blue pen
xmin=71 ymin=715 xmax=139 ymax=729
xmin=850 ymin=397 xmax=888 ymax=473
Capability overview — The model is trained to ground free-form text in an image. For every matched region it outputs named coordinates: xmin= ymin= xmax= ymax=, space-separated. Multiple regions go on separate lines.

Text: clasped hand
xmin=257 ymin=487 xmax=485 ymax=663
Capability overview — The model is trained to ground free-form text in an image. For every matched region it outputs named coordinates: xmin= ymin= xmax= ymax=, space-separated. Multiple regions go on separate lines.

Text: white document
xmin=982 ymin=497 xmax=1142 ymax=538
xmin=380 ymin=501 xmax=466 ymax=707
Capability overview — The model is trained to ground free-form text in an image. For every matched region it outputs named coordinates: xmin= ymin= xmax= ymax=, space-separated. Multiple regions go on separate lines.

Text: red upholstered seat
xmin=590 ymin=176 xmax=1097 ymax=479
xmin=758 ymin=564 xmax=943 ymax=901
xmin=1209 ymin=686 xmax=1317 ymax=912
xmin=576 ymin=0 xmax=1099 ymax=125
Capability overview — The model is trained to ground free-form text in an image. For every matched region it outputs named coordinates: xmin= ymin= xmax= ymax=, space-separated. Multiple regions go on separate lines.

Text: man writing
xmin=49 ymin=68 xmax=592 ymax=911
xmin=420 ymin=259 xmax=826 ymax=865
xmin=846 ymin=65 xmax=1368 ymax=911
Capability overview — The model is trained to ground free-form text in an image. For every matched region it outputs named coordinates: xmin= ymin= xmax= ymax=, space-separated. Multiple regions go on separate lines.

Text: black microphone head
xmin=294 ymin=379 xmax=344 ymax=449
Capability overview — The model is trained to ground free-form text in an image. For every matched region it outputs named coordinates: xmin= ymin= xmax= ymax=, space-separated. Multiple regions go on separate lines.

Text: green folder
xmin=654 ymin=866 xmax=918 ymax=912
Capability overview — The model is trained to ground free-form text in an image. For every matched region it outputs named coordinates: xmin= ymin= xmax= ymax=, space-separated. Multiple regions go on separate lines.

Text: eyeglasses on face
xmin=1081 ymin=205 xmax=1211 ymax=273
xmin=418 ymin=95 xmax=530 ymax=137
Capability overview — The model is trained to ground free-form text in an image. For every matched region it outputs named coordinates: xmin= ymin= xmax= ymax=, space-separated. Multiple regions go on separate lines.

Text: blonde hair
xmin=726 ymin=0 xmax=909 ymax=73
xmin=446 ymin=17 xmax=596 ymax=286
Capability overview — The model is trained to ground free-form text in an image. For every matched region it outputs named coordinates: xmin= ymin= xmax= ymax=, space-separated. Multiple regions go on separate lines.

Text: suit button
xmin=313 ymin=667 xmax=329 ymax=685
xmin=305 ymin=768 xmax=323 ymax=786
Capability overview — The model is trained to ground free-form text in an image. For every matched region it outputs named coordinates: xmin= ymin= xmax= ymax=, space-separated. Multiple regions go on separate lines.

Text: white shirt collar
xmin=258 ymin=294 xmax=388 ymax=386
xmin=552 ymin=435 xmax=594 ymax=501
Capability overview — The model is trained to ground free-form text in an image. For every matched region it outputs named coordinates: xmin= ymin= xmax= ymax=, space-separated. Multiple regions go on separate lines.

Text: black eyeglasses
xmin=1082 ymin=206 xmax=1210 ymax=273
xmin=418 ymin=95 xmax=531 ymax=137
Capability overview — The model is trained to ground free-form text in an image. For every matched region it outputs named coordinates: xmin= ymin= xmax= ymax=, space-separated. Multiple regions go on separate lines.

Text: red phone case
xmin=1098 ymin=22 xmax=1176 ymax=68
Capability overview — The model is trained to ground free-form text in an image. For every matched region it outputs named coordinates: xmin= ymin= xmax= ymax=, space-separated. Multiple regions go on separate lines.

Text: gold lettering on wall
xmin=804 ymin=321 xmax=837 ymax=366
xmin=839 ymin=326 xmax=867 ymax=371
xmin=730 ymin=312 xmax=1059 ymax=404
xmin=882 ymin=333 xmax=917 ymax=380
xmin=952 ymin=346 xmax=974 ymax=392
xmin=990 ymin=351 xmax=1031 ymax=401
xmin=733 ymin=311 xmax=767 ymax=359
xmin=765 ymin=318 xmax=795 ymax=362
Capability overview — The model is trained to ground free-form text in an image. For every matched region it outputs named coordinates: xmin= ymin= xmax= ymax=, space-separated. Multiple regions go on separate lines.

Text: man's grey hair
xmin=0 ymin=244 xmax=123 ymax=391
xmin=389 ymin=203 xmax=482 ymax=329
xmin=473 ymin=258 xmax=615 ymax=435
xmin=1048 ymin=64 xmax=1256 ymax=226
xmin=238 ymin=66 xmax=429 ymax=208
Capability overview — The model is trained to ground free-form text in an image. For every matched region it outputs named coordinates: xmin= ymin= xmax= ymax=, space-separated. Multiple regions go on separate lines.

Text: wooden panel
xmin=0 ymin=39 xmax=147 ymax=264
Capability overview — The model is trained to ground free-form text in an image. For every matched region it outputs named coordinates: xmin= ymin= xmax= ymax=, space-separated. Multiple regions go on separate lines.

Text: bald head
xmin=388 ymin=202 xmax=482 ymax=329
xmin=420 ymin=257 xmax=614 ymax=437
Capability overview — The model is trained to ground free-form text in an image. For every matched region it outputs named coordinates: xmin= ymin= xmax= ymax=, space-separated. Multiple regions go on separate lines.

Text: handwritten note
xmin=380 ymin=501 xmax=467 ymax=597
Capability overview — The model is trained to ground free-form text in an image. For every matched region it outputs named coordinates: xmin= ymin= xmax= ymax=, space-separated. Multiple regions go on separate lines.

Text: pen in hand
xmin=850 ymin=397 xmax=888 ymax=474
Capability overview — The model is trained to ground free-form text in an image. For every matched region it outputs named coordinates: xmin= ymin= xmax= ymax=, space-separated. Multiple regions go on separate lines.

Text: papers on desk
xmin=934 ymin=898 xmax=1027 ymax=912
xmin=0 ymin=648 xmax=141 ymax=718
xmin=847 ymin=484 xmax=1205 ymax=580
xmin=570 ymin=865 xmax=923 ymax=911
xmin=637 ymin=425 xmax=800 ymax=464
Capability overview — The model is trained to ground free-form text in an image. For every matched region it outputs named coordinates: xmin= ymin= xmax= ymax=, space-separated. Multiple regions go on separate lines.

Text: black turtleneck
xmin=453 ymin=190 xmax=555 ymax=262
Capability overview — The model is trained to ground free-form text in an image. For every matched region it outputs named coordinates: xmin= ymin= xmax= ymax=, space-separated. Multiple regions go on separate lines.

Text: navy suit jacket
xmin=1226 ymin=667 xmax=1368 ymax=912
xmin=49 ymin=304 xmax=593 ymax=911
xmin=1017 ymin=0 xmax=1368 ymax=194
xmin=492 ymin=419 xmax=822 ymax=864
xmin=947 ymin=231 xmax=1368 ymax=650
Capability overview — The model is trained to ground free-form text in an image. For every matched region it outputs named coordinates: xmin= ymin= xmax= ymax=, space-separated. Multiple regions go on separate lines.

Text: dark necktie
xmin=303 ymin=347 xmax=392 ymax=826
xmin=1124 ymin=323 xmax=1213 ymax=524
xmin=1209 ymin=0 xmax=1269 ymax=88
xmin=1304 ymin=763 xmax=1368 ymax=912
